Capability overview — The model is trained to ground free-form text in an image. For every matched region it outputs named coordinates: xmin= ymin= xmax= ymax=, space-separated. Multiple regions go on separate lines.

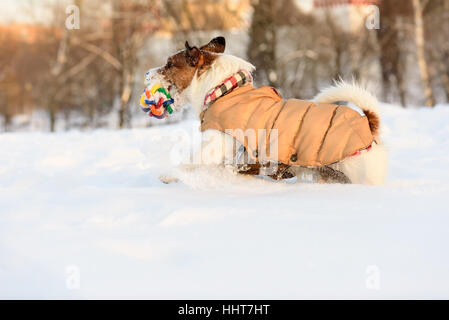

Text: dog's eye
xmin=167 ymin=60 xmax=173 ymax=68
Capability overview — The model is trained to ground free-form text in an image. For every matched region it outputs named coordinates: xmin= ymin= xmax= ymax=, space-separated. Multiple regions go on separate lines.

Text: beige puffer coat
xmin=200 ymin=85 xmax=374 ymax=167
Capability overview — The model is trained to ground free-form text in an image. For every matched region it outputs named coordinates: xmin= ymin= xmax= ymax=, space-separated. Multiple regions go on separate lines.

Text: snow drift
xmin=1 ymin=103 xmax=449 ymax=299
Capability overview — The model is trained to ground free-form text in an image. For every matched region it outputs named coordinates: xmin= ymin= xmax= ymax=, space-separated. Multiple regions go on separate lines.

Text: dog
xmin=148 ymin=36 xmax=388 ymax=185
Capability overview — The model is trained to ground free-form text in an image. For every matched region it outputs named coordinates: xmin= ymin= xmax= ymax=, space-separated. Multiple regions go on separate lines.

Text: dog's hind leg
xmin=315 ymin=166 xmax=351 ymax=184
xmin=290 ymin=166 xmax=350 ymax=184
xmin=330 ymin=142 xmax=388 ymax=185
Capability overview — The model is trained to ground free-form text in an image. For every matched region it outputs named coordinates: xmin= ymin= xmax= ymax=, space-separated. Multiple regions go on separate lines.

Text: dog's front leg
xmin=159 ymin=174 xmax=180 ymax=184
xmin=159 ymin=130 xmax=235 ymax=184
xmin=195 ymin=129 xmax=236 ymax=166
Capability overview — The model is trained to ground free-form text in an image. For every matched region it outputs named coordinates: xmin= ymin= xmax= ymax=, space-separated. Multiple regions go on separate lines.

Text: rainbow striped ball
xmin=139 ymin=83 xmax=174 ymax=119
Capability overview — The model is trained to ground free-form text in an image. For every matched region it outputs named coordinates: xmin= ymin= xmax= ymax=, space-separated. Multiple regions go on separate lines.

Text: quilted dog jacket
xmin=200 ymin=85 xmax=374 ymax=167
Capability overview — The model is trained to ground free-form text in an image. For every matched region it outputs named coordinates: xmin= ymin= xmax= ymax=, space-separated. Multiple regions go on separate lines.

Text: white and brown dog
xmin=148 ymin=37 xmax=387 ymax=185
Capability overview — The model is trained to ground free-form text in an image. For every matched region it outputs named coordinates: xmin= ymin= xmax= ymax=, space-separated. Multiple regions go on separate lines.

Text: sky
xmin=0 ymin=0 xmax=316 ymax=24
xmin=0 ymin=0 xmax=54 ymax=24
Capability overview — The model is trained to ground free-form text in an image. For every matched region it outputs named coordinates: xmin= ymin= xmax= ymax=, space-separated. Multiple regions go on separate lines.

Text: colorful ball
xmin=139 ymin=83 xmax=174 ymax=119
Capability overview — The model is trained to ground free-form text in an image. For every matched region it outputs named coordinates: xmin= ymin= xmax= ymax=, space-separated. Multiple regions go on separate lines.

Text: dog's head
xmin=145 ymin=36 xmax=226 ymax=113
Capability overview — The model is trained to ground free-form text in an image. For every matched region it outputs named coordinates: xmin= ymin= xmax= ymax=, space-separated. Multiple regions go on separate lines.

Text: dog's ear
xmin=185 ymin=41 xmax=204 ymax=67
xmin=200 ymin=36 xmax=226 ymax=54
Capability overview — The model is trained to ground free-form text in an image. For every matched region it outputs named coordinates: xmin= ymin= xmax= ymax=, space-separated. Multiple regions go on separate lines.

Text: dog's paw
xmin=159 ymin=174 xmax=179 ymax=184
xmin=177 ymin=163 xmax=201 ymax=172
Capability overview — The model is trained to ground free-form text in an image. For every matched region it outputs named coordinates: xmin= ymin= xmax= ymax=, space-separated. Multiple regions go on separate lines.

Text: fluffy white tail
xmin=314 ymin=80 xmax=380 ymax=137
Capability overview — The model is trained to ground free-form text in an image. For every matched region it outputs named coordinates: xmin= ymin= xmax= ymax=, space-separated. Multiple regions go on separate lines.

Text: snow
xmin=1 ymin=103 xmax=449 ymax=299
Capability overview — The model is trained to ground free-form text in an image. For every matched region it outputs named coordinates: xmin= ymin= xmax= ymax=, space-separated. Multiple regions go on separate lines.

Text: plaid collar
xmin=203 ymin=69 xmax=253 ymax=110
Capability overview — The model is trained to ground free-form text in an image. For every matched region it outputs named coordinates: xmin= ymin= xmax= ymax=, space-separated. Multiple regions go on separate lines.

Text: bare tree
xmin=413 ymin=0 xmax=435 ymax=107
xmin=247 ymin=0 xmax=278 ymax=87
xmin=375 ymin=0 xmax=412 ymax=107
xmin=423 ymin=0 xmax=449 ymax=102
xmin=31 ymin=0 xmax=84 ymax=131
xmin=108 ymin=0 xmax=162 ymax=128
xmin=0 ymin=30 xmax=20 ymax=131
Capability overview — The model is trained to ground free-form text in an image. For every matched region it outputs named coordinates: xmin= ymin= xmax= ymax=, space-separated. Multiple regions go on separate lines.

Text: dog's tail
xmin=314 ymin=80 xmax=380 ymax=138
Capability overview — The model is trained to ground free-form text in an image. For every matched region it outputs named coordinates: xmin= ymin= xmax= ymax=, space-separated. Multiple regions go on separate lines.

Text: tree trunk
xmin=49 ymin=103 xmax=56 ymax=132
xmin=439 ymin=63 xmax=449 ymax=102
xmin=118 ymin=70 xmax=133 ymax=129
xmin=247 ymin=0 xmax=278 ymax=87
xmin=3 ymin=114 xmax=11 ymax=132
xmin=333 ymin=44 xmax=343 ymax=81
xmin=375 ymin=2 xmax=408 ymax=107
xmin=413 ymin=0 xmax=435 ymax=107
xmin=397 ymin=72 xmax=407 ymax=108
